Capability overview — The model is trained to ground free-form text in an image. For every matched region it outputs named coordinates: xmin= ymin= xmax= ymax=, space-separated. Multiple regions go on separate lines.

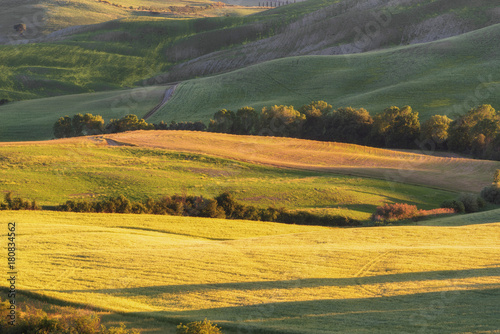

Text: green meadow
xmin=153 ymin=23 xmax=500 ymax=124
xmin=0 ymin=141 xmax=457 ymax=220
xmin=1 ymin=22 xmax=499 ymax=141
xmin=0 ymin=86 xmax=166 ymax=141
xmin=1 ymin=210 xmax=498 ymax=333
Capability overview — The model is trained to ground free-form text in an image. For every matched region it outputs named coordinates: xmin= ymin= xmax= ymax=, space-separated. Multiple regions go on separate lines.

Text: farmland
xmin=0 ymin=132 xmax=470 ymax=220
xmin=1 ymin=210 xmax=499 ymax=333
xmin=1 ymin=0 xmax=500 ymax=332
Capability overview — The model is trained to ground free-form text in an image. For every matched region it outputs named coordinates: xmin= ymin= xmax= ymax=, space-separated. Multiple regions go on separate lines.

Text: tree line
xmin=53 ymin=114 xmax=206 ymax=138
xmin=55 ymin=191 xmax=361 ymax=227
xmin=54 ymin=102 xmax=500 ymax=160
xmin=207 ymin=102 xmax=500 ymax=160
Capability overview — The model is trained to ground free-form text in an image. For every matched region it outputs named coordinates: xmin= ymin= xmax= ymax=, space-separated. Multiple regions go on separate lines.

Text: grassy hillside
xmin=1 ymin=210 xmax=499 ymax=333
xmin=153 ymin=23 xmax=500 ymax=124
xmin=2 ymin=22 xmax=499 ymax=142
xmin=0 ymin=86 xmax=167 ymax=141
xmin=96 ymin=131 xmax=500 ymax=192
xmin=0 ymin=133 xmax=465 ymax=220
xmin=153 ymin=0 xmax=500 ymax=82
xmin=0 ymin=0 xmax=264 ymax=42
xmin=0 ymin=0 xmax=499 ymax=105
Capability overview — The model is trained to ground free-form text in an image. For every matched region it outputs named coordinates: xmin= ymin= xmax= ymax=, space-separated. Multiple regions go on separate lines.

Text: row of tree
xmin=208 ymin=103 xmax=500 ymax=159
xmin=53 ymin=114 xmax=208 ymax=138
xmin=54 ymin=102 xmax=500 ymax=160
xmin=56 ymin=192 xmax=360 ymax=227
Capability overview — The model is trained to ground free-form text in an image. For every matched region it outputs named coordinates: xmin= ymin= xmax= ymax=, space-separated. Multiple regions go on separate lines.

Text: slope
xmin=1 ymin=210 xmax=499 ymax=333
xmin=152 ymin=23 xmax=500 ymax=124
xmin=0 ymin=86 xmax=167 ymax=141
xmin=0 ymin=132 xmax=463 ymax=220
xmin=0 ymin=0 xmax=263 ymax=44
xmin=0 ymin=0 xmax=499 ymax=105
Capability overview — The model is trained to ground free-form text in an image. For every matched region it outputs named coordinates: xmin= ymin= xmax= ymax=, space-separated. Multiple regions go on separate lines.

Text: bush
xmin=0 ymin=300 xmax=140 ymax=334
xmin=1 ymin=192 xmax=40 ymax=211
xmin=442 ymin=194 xmax=485 ymax=214
xmin=440 ymin=200 xmax=465 ymax=214
xmin=480 ymin=185 xmax=500 ymax=204
xmin=372 ymin=203 xmax=419 ymax=222
xmin=177 ymin=319 xmax=223 ymax=334
xmin=458 ymin=193 xmax=484 ymax=213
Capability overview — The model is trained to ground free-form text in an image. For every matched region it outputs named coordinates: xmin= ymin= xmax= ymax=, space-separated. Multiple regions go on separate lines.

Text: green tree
xmin=420 ymin=115 xmax=452 ymax=148
xmin=53 ymin=116 xmax=73 ymax=138
xmin=371 ymin=106 xmax=420 ymax=148
xmin=208 ymin=109 xmax=235 ymax=133
xmin=259 ymin=105 xmax=305 ymax=137
xmin=233 ymin=107 xmax=258 ymax=135
xmin=299 ymin=101 xmax=332 ymax=117
xmin=324 ymin=107 xmax=373 ymax=144
xmin=106 ymin=114 xmax=153 ymax=133
xmin=448 ymin=105 xmax=500 ymax=155
xmin=299 ymin=101 xmax=332 ymax=140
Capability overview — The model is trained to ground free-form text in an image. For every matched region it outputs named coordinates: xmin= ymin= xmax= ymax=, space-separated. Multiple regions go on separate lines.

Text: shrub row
xmin=0 ymin=192 xmax=39 ymax=211
xmin=441 ymin=193 xmax=486 ymax=214
xmin=55 ymin=192 xmax=361 ymax=227
xmin=54 ymin=102 xmax=500 ymax=161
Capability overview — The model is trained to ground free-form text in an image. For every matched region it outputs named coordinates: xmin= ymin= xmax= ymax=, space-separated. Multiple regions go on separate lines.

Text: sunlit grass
xmin=1 ymin=210 xmax=498 ymax=333
xmin=0 ymin=134 xmax=461 ymax=220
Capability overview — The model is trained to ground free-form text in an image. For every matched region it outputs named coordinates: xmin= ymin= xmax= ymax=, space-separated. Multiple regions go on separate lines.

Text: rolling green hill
xmin=0 ymin=86 xmax=167 ymax=141
xmin=0 ymin=0 xmax=264 ymax=43
xmin=1 ymin=22 xmax=499 ymax=142
xmin=141 ymin=23 xmax=500 ymax=124
xmin=0 ymin=132 xmax=465 ymax=220
xmin=1 ymin=0 xmax=499 ymax=102
xmin=1 ymin=209 xmax=499 ymax=333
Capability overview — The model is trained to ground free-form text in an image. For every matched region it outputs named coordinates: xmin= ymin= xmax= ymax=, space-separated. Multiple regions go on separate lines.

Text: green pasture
xmin=153 ymin=23 xmax=500 ymax=124
xmin=0 ymin=86 xmax=166 ymax=141
xmin=0 ymin=143 xmax=457 ymax=220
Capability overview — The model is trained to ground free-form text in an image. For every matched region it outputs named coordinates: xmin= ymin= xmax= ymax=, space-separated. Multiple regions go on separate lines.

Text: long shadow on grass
xmin=417 ymin=208 xmax=500 ymax=226
xmin=105 ymin=288 xmax=500 ymax=334
xmin=59 ymin=267 xmax=499 ymax=296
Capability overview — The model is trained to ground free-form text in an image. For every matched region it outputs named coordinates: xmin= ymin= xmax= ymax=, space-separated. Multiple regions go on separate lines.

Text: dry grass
xmin=91 ymin=131 xmax=500 ymax=193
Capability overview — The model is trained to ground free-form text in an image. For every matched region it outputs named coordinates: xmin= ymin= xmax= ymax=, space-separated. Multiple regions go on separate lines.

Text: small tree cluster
xmin=208 ymin=103 xmax=423 ymax=148
xmin=106 ymin=114 xmax=154 ymax=133
xmin=447 ymin=104 xmax=500 ymax=159
xmin=54 ymin=114 xmax=154 ymax=138
xmin=177 ymin=319 xmax=223 ymax=334
xmin=155 ymin=121 xmax=206 ymax=131
xmin=372 ymin=203 xmax=419 ymax=222
xmin=480 ymin=169 xmax=500 ymax=204
xmin=0 ymin=192 xmax=39 ymax=211
xmin=441 ymin=193 xmax=486 ymax=214
xmin=54 ymin=113 xmax=105 ymax=138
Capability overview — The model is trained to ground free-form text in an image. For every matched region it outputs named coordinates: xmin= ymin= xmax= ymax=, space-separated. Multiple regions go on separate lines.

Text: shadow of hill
xmin=119 ymin=288 xmax=500 ymax=334
xmin=418 ymin=208 xmax=500 ymax=226
xmin=59 ymin=267 xmax=499 ymax=297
